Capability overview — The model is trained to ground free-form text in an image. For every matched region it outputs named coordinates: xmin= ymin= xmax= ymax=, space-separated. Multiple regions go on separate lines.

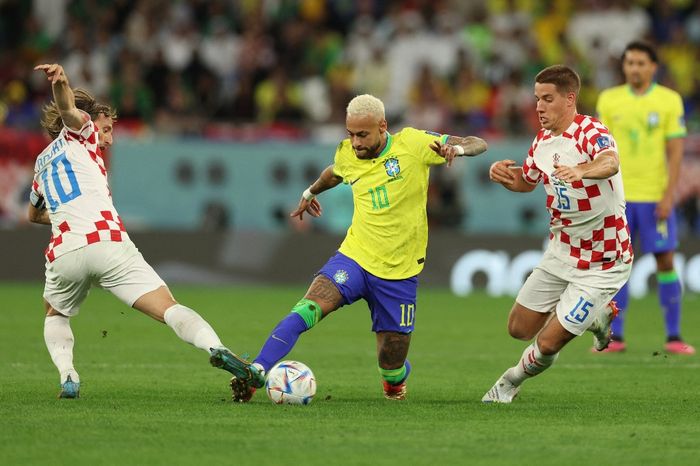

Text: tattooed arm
xmin=429 ymin=135 xmax=488 ymax=167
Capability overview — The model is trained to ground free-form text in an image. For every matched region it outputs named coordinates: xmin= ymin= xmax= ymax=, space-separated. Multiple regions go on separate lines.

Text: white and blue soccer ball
xmin=265 ymin=360 xmax=316 ymax=405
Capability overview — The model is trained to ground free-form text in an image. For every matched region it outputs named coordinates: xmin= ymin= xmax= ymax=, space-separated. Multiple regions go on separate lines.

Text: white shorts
xmin=44 ymin=241 xmax=166 ymax=316
xmin=516 ymin=249 xmax=632 ymax=335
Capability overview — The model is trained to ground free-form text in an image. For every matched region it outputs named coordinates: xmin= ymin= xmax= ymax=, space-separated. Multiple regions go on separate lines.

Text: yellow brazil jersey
xmin=332 ymin=127 xmax=448 ymax=279
xmin=596 ymin=83 xmax=686 ymax=202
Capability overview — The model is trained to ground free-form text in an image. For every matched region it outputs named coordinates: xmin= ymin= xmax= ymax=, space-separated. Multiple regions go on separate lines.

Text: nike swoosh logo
xmin=350 ymin=178 xmax=360 ymax=185
xmin=271 ymin=334 xmax=288 ymax=345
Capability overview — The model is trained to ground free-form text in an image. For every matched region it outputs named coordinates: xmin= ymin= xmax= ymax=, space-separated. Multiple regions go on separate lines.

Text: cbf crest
xmin=384 ymin=157 xmax=400 ymax=178
xmin=647 ymin=112 xmax=659 ymax=128
xmin=333 ymin=269 xmax=349 ymax=284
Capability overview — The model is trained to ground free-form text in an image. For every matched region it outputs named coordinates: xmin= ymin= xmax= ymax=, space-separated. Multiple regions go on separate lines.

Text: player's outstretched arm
xmin=290 ymin=165 xmax=343 ymax=221
xmin=552 ymin=150 xmax=619 ymax=183
xmin=489 ymin=160 xmax=537 ymax=193
xmin=34 ymin=64 xmax=85 ymax=132
xmin=430 ymin=136 xmax=488 ymax=167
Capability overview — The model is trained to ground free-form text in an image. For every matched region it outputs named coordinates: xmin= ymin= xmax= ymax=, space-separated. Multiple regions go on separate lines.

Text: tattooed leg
xmin=377 ymin=332 xmax=412 ymax=394
xmin=304 ymin=274 xmax=344 ymax=318
xmin=377 ymin=332 xmax=411 ymax=369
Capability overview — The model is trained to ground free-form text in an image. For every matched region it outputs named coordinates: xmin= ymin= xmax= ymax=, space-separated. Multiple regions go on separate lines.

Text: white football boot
xmin=482 ymin=371 xmax=520 ymax=403
xmin=589 ymin=302 xmax=619 ymax=352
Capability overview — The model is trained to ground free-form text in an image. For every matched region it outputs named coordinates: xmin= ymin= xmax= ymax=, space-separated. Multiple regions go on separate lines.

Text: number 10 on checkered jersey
xmin=40 ymin=151 xmax=82 ymax=212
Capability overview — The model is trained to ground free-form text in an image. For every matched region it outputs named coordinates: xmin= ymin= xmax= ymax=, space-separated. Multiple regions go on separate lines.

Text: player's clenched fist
xmin=34 ymin=64 xmax=69 ymax=85
xmin=489 ymin=159 xmax=517 ymax=185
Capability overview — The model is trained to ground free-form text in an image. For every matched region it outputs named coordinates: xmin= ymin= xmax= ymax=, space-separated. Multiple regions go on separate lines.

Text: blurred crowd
xmin=1 ymin=0 xmax=699 ymax=234
xmin=2 ymin=0 xmax=700 ymax=139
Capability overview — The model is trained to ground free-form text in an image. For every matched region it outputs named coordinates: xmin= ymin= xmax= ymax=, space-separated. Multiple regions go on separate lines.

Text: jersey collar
xmin=375 ymin=132 xmax=393 ymax=160
xmin=626 ymin=82 xmax=656 ymax=97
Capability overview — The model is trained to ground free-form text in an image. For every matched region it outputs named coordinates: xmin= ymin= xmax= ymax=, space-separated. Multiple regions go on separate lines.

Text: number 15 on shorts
xmin=564 ymin=297 xmax=592 ymax=324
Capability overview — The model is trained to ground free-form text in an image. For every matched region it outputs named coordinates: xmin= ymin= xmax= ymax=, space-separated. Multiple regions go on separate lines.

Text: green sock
xmin=378 ymin=361 xmax=411 ymax=385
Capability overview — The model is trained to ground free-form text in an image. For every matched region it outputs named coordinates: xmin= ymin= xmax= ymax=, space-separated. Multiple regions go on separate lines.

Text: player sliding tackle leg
xmin=44 ymin=284 xmax=243 ymax=398
xmin=32 ymin=63 xmax=247 ymax=398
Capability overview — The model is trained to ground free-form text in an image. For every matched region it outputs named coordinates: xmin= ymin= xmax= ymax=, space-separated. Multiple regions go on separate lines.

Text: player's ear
xmin=379 ymin=118 xmax=387 ymax=133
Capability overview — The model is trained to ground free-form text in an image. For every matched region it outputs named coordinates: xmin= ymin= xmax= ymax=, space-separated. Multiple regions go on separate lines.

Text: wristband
xmin=302 ymin=187 xmax=316 ymax=201
xmin=453 ymin=145 xmax=465 ymax=155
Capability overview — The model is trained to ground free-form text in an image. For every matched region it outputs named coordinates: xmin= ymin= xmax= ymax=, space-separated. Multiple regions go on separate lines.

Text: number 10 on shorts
xmin=400 ymin=304 xmax=415 ymax=327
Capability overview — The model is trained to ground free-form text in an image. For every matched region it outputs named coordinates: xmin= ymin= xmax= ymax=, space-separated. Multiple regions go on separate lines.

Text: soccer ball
xmin=265 ymin=360 xmax=316 ymax=405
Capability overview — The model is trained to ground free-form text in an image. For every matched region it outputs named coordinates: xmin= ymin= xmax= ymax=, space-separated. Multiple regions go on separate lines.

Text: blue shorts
xmin=625 ymin=202 xmax=678 ymax=254
xmin=318 ymin=252 xmax=418 ymax=334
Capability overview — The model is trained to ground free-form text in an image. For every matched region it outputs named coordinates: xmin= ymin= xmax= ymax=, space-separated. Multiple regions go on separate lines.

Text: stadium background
xmin=1 ymin=0 xmax=700 ymax=293
xmin=2 ymin=3 xmax=700 ymax=466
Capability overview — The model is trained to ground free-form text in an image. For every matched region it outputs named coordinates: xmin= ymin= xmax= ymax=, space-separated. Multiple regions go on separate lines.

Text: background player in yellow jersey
xmin=223 ymin=94 xmax=487 ymax=401
xmin=597 ymin=41 xmax=695 ymax=354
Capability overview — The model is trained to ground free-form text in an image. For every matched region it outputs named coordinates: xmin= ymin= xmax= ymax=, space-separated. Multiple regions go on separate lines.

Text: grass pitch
xmin=1 ymin=284 xmax=698 ymax=466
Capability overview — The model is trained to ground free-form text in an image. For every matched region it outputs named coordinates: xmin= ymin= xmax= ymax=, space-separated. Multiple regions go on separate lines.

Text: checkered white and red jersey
xmin=32 ymin=117 xmax=128 ymax=262
xmin=522 ymin=114 xmax=633 ymax=270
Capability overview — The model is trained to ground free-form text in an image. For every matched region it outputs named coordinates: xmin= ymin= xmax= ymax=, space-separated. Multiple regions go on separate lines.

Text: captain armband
xmin=30 ymin=191 xmax=46 ymax=209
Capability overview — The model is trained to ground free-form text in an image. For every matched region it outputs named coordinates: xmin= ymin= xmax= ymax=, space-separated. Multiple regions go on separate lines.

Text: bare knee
xmin=507 ymin=309 xmax=539 ymax=341
xmin=304 ymin=275 xmax=344 ymax=318
xmin=132 ymin=286 xmax=177 ymax=322
xmin=507 ymin=302 xmax=551 ymax=341
xmin=507 ymin=321 xmax=536 ymax=341
xmin=535 ymin=338 xmax=560 ymax=355
xmin=44 ymin=300 xmax=64 ymax=317
xmin=536 ymin=318 xmax=576 ymax=355
xmin=655 ymin=251 xmax=674 ymax=272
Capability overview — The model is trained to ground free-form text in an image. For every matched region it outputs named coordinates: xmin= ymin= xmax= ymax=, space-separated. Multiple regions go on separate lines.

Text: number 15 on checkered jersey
xmin=40 ymin=151 xmax=82 ymax=212
xmin=554 ymin=185 xmax=570 ymax=210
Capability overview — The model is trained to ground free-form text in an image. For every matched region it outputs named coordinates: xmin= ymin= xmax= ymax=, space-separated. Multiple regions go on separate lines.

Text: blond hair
xmin=41 ymin=88 xmax=117 ymax=139
xmin=346 ymin=94 xmax=385 ymax=120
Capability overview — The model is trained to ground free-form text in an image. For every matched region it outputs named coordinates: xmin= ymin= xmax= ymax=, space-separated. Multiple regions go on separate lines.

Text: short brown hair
xmin=40 ymin=88 xmax=117 ymax=139
xmin=535 ymin=65 xmax=581 ymax=96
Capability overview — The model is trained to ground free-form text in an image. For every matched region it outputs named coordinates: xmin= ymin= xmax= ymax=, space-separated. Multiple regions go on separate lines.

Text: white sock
xmin=506 ymin=341 xmax=559 ymax=386
xmin=44 ymin=315 xmax=79 ymax=384
xmin=163 ymin=304 xmax=223 ymax=352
